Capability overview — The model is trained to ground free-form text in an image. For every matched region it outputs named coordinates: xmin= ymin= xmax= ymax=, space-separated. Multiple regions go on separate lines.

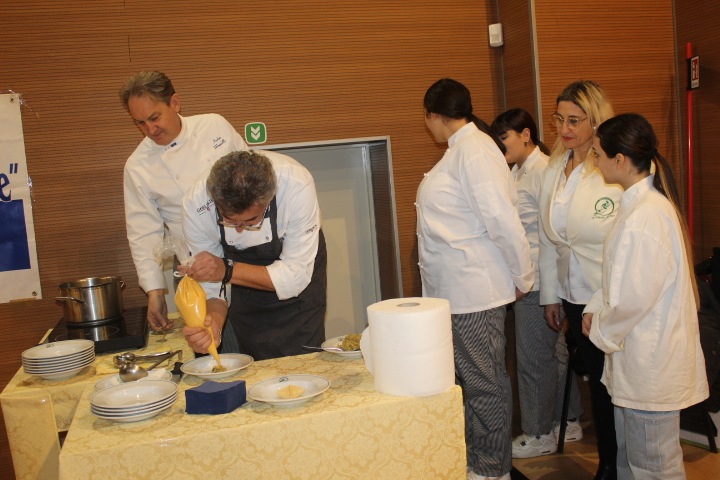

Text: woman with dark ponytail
xmin=582 ymin=113 xmax=709 ymax=479
xmin=418 ymin=79 xmax=534 ymax=480
xmin=491 ymin=108 xmax=584 ymax=459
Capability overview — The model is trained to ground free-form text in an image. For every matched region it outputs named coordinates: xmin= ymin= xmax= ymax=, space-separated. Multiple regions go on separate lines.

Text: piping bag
xmin=175 ymin=275 xmax=225 ymax=372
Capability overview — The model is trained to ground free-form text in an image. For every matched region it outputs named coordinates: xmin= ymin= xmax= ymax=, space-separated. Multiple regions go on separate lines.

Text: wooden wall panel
xmin=0 ymin=1 xmax=501 ymax=474
xmin=533 ymin=2 xmax=679 ymax=169
xmin=675 ymin=1 xmax=720 ymax=261
xmin=498 ymin=0 xmax=537 ymax=119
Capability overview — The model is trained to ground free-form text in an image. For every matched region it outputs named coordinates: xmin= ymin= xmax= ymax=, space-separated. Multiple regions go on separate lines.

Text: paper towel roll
xmin=360 ymin=297 xmax=455 ymax=397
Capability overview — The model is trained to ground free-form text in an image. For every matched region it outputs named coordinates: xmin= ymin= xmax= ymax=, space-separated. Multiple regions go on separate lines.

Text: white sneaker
xmin=511 ymin=432 xmax=557 ymax=458
xmin=553 ymin=419 xmax=583 ymax=443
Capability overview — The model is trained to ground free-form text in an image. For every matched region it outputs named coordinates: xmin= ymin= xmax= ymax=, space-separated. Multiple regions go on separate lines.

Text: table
xmin=0 ymin=321 xmax=194 ymax=480
xmin=58 ymin=352 xmax=466 ymax=479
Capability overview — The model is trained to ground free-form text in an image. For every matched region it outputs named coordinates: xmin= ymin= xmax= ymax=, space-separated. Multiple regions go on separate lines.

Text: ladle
xmin=118 ymin=350 xmax=183 ymax=382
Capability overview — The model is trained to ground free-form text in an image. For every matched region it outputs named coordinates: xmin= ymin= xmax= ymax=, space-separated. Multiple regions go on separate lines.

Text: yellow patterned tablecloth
xmin=0 ymin=321 xmax=194 ymax=480
xmin=58 ymin=352 xmax=466 ymax=480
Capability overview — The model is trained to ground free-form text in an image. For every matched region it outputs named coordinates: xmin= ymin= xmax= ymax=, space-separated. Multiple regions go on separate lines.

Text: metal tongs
xmin=112 ymin=350 xmax=174 ymax=367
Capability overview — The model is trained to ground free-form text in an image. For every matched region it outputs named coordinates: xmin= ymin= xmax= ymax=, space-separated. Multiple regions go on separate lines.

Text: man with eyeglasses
xmin=179 ymin=150 xmax=327 ymax=361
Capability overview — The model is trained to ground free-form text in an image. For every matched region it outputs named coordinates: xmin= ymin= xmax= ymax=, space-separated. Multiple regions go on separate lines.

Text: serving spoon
xmin=118 ymin=350 xmax=183 ymax=382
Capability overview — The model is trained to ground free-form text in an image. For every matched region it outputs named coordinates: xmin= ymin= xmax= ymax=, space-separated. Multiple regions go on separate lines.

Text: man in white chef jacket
xmin=121 ymin=71 xmax=247 ymax=333
xmin=179 ymin=150 xmax=327 ymax=361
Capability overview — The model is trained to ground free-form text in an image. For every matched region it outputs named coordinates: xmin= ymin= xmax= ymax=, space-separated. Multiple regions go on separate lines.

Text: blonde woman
xmin=538 ymin=80 xmax=622 ymax=480
xmin=583 ymin=113 xmax=708 ymax=479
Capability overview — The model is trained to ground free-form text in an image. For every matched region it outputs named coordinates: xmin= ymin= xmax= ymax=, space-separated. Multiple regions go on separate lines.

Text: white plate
xmin=22 ymin=340 xmax=94 ymax=361
xmin=34 ymin=365 xmax=92 ymax=381
xmin=22 ymin=350 xmax=95 ymax=366
xmin=23 ymin=355 xmax=95 ymax=373
xmin=92 ymin=403 xmax=174 ymax=423
xmin=94 ymin=369 xmax=172 ymax=391
xmin=90 ymin=380 xmax=178 ymax=410
xmin=321 ymin=336 xmax=362 ymax=358
xmin=91 ymin=394 xmax=177 ymax=415
xmin=181 ymin=353 xmax=254 ymax=380
xmin=247 ymin=374 xmax=330 ymax=407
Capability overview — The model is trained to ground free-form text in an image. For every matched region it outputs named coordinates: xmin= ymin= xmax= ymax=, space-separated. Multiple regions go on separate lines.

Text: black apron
xmin=219 ymin=197 xmax=326 ymax=360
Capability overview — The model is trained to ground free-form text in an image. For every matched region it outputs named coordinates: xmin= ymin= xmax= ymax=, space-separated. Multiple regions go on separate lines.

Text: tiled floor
xmin=504 ymin=307 xmax=719 ymax=480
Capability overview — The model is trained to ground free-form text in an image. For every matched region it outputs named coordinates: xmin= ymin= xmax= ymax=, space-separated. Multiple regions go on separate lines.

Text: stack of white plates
xmin=22 ymin=339 xmax=95 ymax=380
xmin=90 ymin=380 xmax=178 ymax=423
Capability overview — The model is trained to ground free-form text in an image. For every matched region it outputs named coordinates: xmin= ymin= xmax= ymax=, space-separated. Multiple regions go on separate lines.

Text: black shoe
xmin=593 ymin=463 xmax=617 ymax=480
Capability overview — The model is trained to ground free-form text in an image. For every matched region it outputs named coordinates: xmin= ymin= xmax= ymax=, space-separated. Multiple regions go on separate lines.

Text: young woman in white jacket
xmin=582 ymin=113 xmax=709 ymax=479
xmin=538 ymin=80 xmax=622 ymax=480
xmin=491 ymin=109 xmax=584 ymax=459
xmin=418 ymin=79 xmax=534 ymax=480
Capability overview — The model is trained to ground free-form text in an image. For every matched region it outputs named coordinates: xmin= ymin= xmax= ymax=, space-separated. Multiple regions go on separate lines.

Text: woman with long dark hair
xmin=583 ymin=113 xmax=708 ymax=479
xmin=492 ymin=109 xmax=584 ymax=459
xmin=417 ymin=79 xmax=534 ymax=480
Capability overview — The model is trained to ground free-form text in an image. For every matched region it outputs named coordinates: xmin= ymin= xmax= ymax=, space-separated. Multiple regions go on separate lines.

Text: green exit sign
xmin=244 ymin=122 xmax=267 ymax=145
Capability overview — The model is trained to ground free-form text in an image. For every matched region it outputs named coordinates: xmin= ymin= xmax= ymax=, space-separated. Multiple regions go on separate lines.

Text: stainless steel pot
xmin=56 ymin=276 xmax=125 ymax=324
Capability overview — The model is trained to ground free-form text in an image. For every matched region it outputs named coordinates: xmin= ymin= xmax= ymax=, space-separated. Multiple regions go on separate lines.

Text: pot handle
xmin=55 ymin=296 xmax=86 ymax=305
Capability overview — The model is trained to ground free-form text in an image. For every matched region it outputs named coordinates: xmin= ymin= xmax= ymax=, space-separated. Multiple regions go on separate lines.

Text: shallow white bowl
xmin=181 ymin=353 xmax=253 ymax=380
xmin=321 ymin=336 xmax=362 ymax=359
xmin=90 ymin=380 xmax=178 ymax=410
xmin=22 ymin=340 xmax=94 ymax=361
xmin=94 ymin=369 xmax=172 ymax=391
xmin=248 ymin=374 xmax=330 ymax=407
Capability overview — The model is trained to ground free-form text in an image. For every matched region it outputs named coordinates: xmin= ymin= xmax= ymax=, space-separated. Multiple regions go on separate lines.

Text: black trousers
xmin=563 ymin=300 xmax=617 ymax=467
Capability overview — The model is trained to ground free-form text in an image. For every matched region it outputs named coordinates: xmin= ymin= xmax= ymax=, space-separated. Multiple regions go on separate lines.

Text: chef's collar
xmin=162 ymin=115 xmax=188 ymax=152
xmin=447 ymin=121 xmax=476 ymax=148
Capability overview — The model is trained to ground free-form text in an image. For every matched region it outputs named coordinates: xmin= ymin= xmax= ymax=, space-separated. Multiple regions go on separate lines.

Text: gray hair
xmin=119 ymin=71 xmax=175 ymax=109
xmin=207 ymin=151 xmax=277 ymax=216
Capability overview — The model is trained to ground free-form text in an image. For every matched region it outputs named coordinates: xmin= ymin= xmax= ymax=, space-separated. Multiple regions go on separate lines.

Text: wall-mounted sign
xmin=688 ymin=55 xmax=700 ymax=90
xmin=0 ymin=94 xmax=41 ymax=303
xmin=245 ymin=122 xmax=267 ymax=145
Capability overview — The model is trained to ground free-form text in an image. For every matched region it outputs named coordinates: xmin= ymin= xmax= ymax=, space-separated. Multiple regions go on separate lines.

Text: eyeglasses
xmin=217 ymin=204 xmax=269 ymax=231
xmin=551 ymin=113 xmax=588 ymax=129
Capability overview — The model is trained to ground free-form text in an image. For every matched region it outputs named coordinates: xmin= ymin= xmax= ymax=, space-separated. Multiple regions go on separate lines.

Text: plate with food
xmin=321 ymin=334 xmax=362 ymax=358
xmin=180 ymin=353 xmax=254 ymax=380
xmin=247 ymin=374 xmax=330 ymax=407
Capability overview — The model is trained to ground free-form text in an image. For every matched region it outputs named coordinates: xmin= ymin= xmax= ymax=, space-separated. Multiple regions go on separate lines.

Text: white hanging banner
xmin=0 ymin=93 xmax=42 ymax=303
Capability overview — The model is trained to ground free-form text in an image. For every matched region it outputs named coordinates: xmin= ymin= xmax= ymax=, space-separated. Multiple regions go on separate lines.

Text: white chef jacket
xmin=182 ymin=150 xmax=321 ymax=302
xmin=511 ymin=146 xmax=548 ymax=292
xmin=538 ymin=153 xmax=623 ymax=306
xmin=585 ymin=176 xmax=708 ymax=411
xmin=124 ymin=114 xmax=247 ymax=292
xmin=416 ymin=122 xmax=534 ymax=314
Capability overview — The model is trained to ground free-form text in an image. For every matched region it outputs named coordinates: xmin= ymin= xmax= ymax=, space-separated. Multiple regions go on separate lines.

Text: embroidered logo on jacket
xmin=593 ymin=197 xmax=616 ymax=219
xmin=196 ymin=199 xmax=215 ymax=216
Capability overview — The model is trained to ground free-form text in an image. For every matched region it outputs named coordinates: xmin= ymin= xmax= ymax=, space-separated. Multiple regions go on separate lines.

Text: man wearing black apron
xmin=219 ymin=197 xmax=327 ymax=360
xmin=180 ymin=150 xmax=327 ymax=361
